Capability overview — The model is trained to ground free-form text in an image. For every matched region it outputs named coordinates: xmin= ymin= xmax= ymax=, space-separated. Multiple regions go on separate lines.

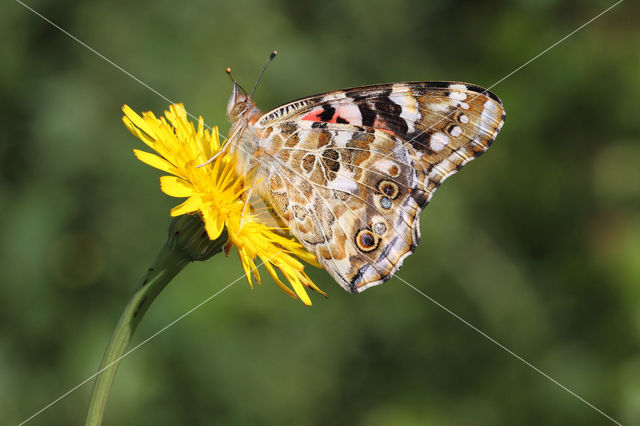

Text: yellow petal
xmin=201 ymin=209 xmax=225 ymax=239
xmin=252 ymin=265 xmax=261 ymax=285
xmin=160 ymin=176 xmax=194 ymax=197
xmin=300 ymin=272 xmax=326 ymax=296
xmin=122 ymin=105 xmax=157 ymax=143
xmin=170 ymin=196 xmax=200 ymax=216
xmin=238 ymin=249 xmax=254 ymax=287
xmin=263 ymin=262 xmax=297 ymax=299
xmin=297 ymin=250 xmax=320 ymax=267
xmin=133 ymin=149 xmax=174 ymax=173
xmin=123 ymin=117 xmax=156 ymax=149
xmin=281 ymin=268 xmax=312 ymax=306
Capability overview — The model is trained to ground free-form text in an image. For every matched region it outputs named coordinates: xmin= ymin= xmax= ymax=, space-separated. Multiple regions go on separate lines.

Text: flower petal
xmin=160 ymin=176 xmax=194 ymax=197
xmin=300 ymin=271 xmax=326 ymax=296
xmin=238 ymin=249 xmax=255 ymax=288
xmin=123 ymin=117 xmax=156 ymax=149
xmin=122 ymin=105 xmax=157 ymax=144
xmin=170 ymin=196 xmax=200 ymax=216
xmin=201 ymin=208 xmax=225 ymax=239
xmin=263 ymin=262 xmax=297 ymax=299
xmin=280 ymin=267 xmax=312 ymax=306
xmin=133 ymin=149 xmax=174 ymax=174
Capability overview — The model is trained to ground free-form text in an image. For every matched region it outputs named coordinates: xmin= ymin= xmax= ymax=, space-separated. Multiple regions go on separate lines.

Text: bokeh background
xmin=2 ymin=0 xmax=639 ymax=424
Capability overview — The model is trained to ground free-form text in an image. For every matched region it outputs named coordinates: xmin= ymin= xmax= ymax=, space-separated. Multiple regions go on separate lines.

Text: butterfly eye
xmin=231 ymin=102 xmax=247 ymax=117
xmin=355 ymin=229 xmax=379 ymax=252
xmin=377 ymin=180 xmax=399 ymax=199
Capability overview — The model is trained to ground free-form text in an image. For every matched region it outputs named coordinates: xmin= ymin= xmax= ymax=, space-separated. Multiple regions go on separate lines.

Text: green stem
xmin=85 ymin=215 xmax=227 ymax=426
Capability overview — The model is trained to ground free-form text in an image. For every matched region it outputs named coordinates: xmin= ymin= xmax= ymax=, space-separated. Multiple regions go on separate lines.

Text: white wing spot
xmin=459 ymin=114 xmax=470 ymax=124
xmin=460 ymin=102 xmax=470 ymax=110
xmin=450 ymin=91 xmax=467 ymax=101
xmin=328 ymin=172 xmax=358 ymax=194
xmin=430 ymin=132 xmax=450 ymax=151
xmin=374 ymin=159 xmax=396 ymax=173
xmin=481 ymin=99 xmax=500 ymax=126
xmin=397 ymin=92 xmax=418 ymax=133
xmin=449 ymin=126 xmax=463 ymax=137
xmin=471 ymin=136 xmax=485 ymax=150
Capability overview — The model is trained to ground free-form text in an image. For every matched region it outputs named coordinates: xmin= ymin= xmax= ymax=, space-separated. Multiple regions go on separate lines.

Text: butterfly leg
xmin=238 ymin=185 xmax=255 ymax=231
xmin=196 ymin=122 xmax=247 ymax=168
xmin=196 ymin=141 xmax=230 ymax=168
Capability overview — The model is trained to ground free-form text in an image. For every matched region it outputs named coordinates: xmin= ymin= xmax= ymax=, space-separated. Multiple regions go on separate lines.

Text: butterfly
xmin=225 ymin=78 xmax=505 ymax=294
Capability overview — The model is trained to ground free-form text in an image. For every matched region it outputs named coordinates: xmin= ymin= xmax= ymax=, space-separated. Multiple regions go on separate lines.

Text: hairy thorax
xmin=229 ymin=109 xmax=278 ymax=199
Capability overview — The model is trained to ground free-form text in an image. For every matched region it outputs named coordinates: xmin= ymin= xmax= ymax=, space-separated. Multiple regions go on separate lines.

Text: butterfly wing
xmin=258 ymin=81 xmax=504 ymax=145
xmin=254 ymin=82 xmax=505 ymax=292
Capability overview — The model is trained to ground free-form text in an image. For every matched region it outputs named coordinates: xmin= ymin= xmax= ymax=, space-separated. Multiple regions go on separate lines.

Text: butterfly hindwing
xmin=256 ymin=121 xmax=424 ymax=292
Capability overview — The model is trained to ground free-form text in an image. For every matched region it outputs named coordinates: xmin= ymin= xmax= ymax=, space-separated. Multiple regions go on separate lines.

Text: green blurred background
xmin=2 ymin=0 xmax=639 ymax=424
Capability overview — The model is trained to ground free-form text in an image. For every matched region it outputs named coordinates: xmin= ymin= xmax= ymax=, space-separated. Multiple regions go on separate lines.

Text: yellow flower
xmin=122 ymin=103 xmax=324 ymax=305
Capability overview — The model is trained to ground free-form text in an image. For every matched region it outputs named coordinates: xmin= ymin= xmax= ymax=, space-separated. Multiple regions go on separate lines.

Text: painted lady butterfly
xmin=226 ymin=77 xmax=505 ymax=294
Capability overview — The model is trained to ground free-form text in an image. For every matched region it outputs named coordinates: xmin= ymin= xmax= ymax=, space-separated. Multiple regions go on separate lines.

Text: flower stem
xmin=85 ymin=215 xmax=227 ymax=425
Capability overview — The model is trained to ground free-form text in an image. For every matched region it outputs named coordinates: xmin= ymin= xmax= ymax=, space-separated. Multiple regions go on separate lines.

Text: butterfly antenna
xmin=249 ymin=50 xmax=277 ymax=99
xmin=226 ymin=67 xmax=248 ymax=96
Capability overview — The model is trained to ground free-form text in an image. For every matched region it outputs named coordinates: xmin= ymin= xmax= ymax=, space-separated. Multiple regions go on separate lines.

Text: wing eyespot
xmin=377 ymin=180 xmax=399 ymax=199
xmin=355 ymin=229 xmax=379 ymax=252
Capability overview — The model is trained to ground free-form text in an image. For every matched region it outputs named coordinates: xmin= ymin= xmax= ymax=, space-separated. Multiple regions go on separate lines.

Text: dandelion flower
xmin=122 ymin=103 xmax=324 ymax=305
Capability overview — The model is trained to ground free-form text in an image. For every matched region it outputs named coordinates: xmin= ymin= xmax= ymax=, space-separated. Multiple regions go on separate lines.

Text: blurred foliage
xmin=1 ymin=0 xmax=639 ymax=424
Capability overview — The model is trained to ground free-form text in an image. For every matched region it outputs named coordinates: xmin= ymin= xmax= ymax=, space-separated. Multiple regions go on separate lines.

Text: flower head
xmin=122 ymin=103 xmax=324 ymax=305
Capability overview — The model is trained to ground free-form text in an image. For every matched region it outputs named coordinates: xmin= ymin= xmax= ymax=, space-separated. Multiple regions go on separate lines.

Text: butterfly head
xmin=226 ymin=52 xmax=276 ymax=124
xmin=226 ymin=80 xmax=261 ymax=125
xmin=227 ymin=81 xmax=246 ymax=117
